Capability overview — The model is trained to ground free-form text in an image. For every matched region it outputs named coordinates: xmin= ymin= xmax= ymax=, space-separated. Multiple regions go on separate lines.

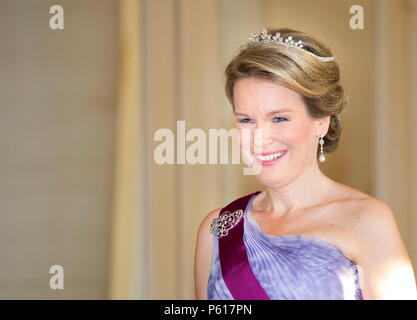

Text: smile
xmin=254 ymin=150 xmax=287 ymax=166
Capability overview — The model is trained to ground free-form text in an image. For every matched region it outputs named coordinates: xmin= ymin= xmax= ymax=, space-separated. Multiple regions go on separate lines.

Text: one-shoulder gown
xmin=207 ymin=194 xmax=363 ymax=300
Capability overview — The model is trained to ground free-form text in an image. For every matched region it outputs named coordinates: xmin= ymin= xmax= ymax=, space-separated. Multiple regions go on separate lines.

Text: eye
xmin=238 ymin=118 xmax=254 ymax=123
xmin=273 ymin=116 xmax=288 ymax=122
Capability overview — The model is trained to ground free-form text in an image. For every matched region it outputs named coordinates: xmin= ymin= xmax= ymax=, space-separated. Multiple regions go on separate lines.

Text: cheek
xmin=277 ymin=122 xmax=312 ymax=146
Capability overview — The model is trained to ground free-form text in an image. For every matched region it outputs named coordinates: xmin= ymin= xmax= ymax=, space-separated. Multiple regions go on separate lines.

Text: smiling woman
xmin=194 ymin=27 xmax=417 ymax=300
xmin=226 ymin=28 xmax=344 ymax=160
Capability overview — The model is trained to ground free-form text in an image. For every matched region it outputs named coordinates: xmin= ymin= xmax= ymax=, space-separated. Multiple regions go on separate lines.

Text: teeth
xmin=256 ymin=151 xmax=286 ymax=161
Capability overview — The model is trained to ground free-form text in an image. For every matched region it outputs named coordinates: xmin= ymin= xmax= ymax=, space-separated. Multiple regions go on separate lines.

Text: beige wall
xmin=109 ymin=0 xmax=145 ymax=300
xmin=142 ymin=0 xmax=226 ymax=299
xmin=405 ymin=0 xmax=417 ymax=273
xmin=141 ymin=0 xmax=264 ymax=299
xmin=373 ymin=0 xmax=417 ymax=274
xmin=0 ymin=0 xmax=118 ymax=298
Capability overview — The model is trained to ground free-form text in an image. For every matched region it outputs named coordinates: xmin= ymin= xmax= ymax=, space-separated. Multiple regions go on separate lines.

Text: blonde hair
xmin=225 ymin=27 xmax=346 ymax=156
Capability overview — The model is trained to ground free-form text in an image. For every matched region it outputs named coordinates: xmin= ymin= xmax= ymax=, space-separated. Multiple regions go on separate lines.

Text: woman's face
xmin=233 ymin=77 xmax=323 ymax=186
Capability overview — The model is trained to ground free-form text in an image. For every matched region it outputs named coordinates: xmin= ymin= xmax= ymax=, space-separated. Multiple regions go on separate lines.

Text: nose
xmin=253 ymin=123 xmax=274 ymax=150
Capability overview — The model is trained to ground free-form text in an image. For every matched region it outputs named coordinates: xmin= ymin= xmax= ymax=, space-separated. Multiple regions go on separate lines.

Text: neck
xmin=257 ymin=161 xmax=335 ymax=218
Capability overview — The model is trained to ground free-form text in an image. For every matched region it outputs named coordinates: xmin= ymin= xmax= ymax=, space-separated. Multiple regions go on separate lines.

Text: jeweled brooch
xmin=210 ymin=209 xmax=244 ymax=239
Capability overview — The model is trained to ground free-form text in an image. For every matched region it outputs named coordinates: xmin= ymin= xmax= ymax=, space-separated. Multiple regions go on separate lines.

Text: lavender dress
xmin=207 ymin=194 xmax=363 ymax=300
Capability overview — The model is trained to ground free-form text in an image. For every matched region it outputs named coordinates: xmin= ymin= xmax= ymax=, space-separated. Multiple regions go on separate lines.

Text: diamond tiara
xmin=247 ymin=28 xmax=334 ymax=63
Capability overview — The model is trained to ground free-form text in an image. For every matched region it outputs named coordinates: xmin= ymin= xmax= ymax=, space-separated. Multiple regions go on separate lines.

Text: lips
xmin=256 ymin=149 xmax=287 ymax=156
xmin=255 ymin=150 xmax=287 ymax=166
xmin=255 ymin=150 xmax=287 ymax=161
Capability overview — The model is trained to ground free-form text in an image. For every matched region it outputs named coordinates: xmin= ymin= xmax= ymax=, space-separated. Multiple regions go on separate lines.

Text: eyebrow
xmin=234 ymin=108 xmax=294 ymax=117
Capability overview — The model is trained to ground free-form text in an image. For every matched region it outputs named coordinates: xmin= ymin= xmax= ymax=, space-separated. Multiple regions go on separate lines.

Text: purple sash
xmin=218 ymin=191 xmax=270 ymax=300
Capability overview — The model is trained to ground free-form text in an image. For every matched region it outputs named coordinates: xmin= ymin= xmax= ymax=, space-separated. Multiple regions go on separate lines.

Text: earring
xmin=319 ymin=133 xmax=326 ymax=163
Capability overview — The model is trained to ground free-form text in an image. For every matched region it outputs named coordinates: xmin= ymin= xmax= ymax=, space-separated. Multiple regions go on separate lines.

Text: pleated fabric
xmin=207 ymin=195 xmax=363 ymax=300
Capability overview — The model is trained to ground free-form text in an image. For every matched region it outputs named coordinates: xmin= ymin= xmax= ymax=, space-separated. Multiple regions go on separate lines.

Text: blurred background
xmin=0 ymin=0 xmax=416 ymax=299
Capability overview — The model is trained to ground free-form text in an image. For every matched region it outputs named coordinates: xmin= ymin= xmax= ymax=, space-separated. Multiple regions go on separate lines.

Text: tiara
xmin=247 ymin=28 xmax=334 ymax=63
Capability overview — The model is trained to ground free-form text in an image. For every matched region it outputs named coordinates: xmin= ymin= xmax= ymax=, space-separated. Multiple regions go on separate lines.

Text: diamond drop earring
xmin=319 ymin=133 xmax=326 ymax=163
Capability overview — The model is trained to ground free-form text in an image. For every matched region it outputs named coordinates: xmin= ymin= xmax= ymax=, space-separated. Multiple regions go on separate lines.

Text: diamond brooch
xmin=210 ymin=209 xmax=244 ymax=239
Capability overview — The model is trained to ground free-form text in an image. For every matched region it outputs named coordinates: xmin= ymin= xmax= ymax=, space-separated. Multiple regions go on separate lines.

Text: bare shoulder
xmin=350 ymin=194 xmax=399 ymax=237
xmin=345 ymin=192 xmax=417 ymax=299
xmin=331 ymin=184 xmax=384 ymax=220
xmin=328 ymin=185 xmax=401 ymax=256
xmin=195 ymin=207 xmax=222 ymax=257
xmin=334 ymin=184 xmax=398 ymax=237
xmin=194 ymin=208 xmax=222 ymax=299
xmin=197 ymin=208 xmax=222 ymax=238
xmin=347 ymin=191 xmax=409 ymax=259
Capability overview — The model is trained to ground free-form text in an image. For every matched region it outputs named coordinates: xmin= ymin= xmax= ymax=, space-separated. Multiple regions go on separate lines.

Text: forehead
xmin=233 ymin=78 xmax=305 ymax=114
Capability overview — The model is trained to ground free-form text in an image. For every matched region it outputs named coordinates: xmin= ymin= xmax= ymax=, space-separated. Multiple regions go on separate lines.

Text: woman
xmin=194 ymin=27 xmax=417 ymax=300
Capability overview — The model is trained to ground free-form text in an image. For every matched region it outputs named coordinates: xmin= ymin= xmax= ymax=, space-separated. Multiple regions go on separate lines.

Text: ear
xmin=315 ymin=115 xmax=330 ymax=137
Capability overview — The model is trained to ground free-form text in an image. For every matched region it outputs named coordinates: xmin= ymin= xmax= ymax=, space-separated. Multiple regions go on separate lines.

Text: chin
xmin=255 ymin=170 xmax=283 ymax=187
xmin=253 ymin=155 xmax=289 ymax=185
